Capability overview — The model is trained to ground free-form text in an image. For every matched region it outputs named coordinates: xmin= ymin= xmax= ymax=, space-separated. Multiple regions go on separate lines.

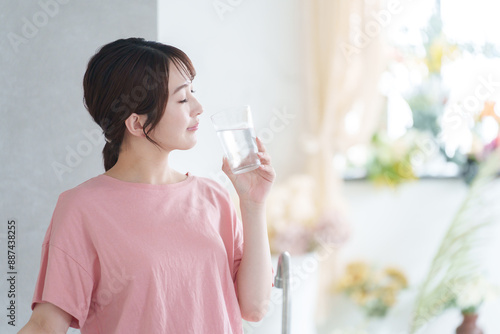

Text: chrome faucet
xmin=274 ymin=251 xmax=291 ymax=334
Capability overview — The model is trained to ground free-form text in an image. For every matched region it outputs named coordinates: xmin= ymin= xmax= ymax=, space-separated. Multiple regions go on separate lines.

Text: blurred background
xmin=2 ymin=0 xmax=500 ymax=333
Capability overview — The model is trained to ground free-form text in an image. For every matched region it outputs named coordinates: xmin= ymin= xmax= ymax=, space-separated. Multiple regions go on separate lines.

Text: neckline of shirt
xmin=97 ymin=172 xmax=195 ymax=190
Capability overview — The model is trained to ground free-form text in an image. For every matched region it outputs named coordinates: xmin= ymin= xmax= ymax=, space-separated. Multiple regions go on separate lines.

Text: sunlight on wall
xmin=442 ymin=0 xmax=500 ymax=45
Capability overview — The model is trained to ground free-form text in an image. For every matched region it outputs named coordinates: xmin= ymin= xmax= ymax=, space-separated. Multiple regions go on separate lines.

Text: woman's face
xmin=149 ymin=62 xmax=203 ymax=152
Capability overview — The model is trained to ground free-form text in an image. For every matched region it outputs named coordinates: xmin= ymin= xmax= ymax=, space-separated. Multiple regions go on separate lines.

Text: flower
xmin=424 ymin=35 xmax=459 ymax=75
xmin=479 ymin=100 xmax=500 ymax=123
xmin=266 ymin=174 xmax=349 ymax=255
xmin=471 ymin=101 xmax=500 ymax=162
xmin=456 ymin=100 xmax=500 ymax=183
xmin=312 ymin=209 xmax=351 ymax=249
xmin=337 ymin=262 xmax=370 ymax=289
xmin=270 ymin=224 xmax=312 ymax=256
xmin=365 ymin=131 xmax=423 ymax=187
xmin=384 ymin=267 xmax=408 ymax=289
xmin=335 ymin=261 xmax=408 ymax=318
xmin=452 ymin=276 xmax=498 ymax=314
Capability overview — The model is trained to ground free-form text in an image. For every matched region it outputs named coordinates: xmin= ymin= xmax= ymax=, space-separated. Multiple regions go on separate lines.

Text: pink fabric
xmin=31 ymin=173 xmax=267 ymax=334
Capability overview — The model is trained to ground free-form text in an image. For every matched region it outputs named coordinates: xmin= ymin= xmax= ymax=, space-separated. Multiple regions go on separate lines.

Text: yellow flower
xmin=352 ymin=289 xmax=373 ymax=306
xmin=426 ymin=41 xmax=443 ymax=74
xmin=384 ymin=267 xmax=408 ymax=289
xmin=424 ymin=36 xmax=459 ymax=75
xmin=335 ymin=261 xmax=408 ymax=317
xmin=336 ymin=277 xmax=353 ymax=291
xmin=334 ymin=261 xmax=370 ymax=294
xmin=379 ymin=287 xmax=397 ymax=307
xmin=346 ymin=262 xmax=370 ymax=285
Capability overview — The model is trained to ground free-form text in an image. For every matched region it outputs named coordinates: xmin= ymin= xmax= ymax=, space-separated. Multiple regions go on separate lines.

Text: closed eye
xmin=180 ymin=90 xmax=196 ymax=103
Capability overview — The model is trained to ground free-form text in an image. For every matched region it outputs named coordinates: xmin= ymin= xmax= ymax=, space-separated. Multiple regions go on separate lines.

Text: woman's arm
xmin=222 ymin=137 xmax=276 ymax=322
xmin=17 ymin=303 xmax=72 ymax=334
xmin=236 ymin=200 xmax=273 ymax=322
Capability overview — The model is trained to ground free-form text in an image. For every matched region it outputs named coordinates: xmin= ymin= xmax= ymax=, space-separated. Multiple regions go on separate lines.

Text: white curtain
xmin=301 ymin=0 xmax=388 ymax=324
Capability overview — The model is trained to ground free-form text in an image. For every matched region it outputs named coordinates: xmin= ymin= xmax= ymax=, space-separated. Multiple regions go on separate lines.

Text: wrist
xmin=239 ymin=198 xmax=266 ymax=210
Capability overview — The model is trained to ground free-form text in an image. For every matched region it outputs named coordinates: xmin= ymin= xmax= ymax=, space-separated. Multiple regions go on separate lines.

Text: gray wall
xmin=0 ymin=1 xmax=156 ymax=332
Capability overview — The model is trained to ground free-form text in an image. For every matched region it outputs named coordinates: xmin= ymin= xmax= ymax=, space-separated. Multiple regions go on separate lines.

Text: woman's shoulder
xmin=191 ymin=174 xmax=231 ymax=198
xmin=57 ymin=174 xmax=108 ymax=205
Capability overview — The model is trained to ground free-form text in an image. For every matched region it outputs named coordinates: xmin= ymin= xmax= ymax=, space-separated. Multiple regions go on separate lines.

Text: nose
xmin=191 ymin=97 xmax=203 ymax=116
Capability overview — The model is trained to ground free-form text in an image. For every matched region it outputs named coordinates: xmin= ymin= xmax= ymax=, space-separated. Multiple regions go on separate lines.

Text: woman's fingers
xmin=255 ymin=137 xmax=272 ymax=165
xmin=258 ymin=161 xmax=276 ymax=182
xmin=221 ymin=156 xmax=234 ymax=176
xmin=255 ymin=137 xmax=266 ymax=153
xmin=257 ymin=151 xmax=271 ymax=164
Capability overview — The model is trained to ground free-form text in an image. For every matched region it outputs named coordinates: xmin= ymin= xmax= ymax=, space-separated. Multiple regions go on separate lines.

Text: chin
xmin=179 ymin=140 xmax=197 ymax=151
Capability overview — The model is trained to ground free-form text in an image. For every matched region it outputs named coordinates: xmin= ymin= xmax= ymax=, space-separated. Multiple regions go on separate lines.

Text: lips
xmin=187 ymin=123 xmax=199 ymax=131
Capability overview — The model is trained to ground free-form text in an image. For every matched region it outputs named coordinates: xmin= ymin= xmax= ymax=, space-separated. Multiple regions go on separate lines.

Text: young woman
xmin=19 ymin=37 xmax=275 ymax=334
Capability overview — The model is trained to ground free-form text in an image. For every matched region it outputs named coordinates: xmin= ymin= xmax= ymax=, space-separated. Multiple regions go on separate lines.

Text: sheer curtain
xmin=301 ymin=0 xmax=388 ymax=323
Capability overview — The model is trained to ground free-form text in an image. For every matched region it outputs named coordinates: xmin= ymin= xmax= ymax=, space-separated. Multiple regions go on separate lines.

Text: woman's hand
xmin=222 ymin=137 xmax=276 ymax=205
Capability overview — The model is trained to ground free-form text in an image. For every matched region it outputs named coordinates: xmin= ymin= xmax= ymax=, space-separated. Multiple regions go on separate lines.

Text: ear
xmin=124 ymin=113 xmax=147 ymax=138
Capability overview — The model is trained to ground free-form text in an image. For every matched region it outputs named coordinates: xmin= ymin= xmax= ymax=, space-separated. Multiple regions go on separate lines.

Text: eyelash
xmin=180 ymin=90 xmax=196 ymax=103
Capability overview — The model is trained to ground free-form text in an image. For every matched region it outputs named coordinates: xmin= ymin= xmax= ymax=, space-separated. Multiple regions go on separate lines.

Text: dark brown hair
xmin=83 ymin=37 xmax=196 ymax=171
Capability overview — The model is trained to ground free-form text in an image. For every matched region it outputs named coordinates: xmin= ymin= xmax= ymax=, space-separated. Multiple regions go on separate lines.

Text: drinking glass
xmin=211 ymin=105 xmax=261 ymax=174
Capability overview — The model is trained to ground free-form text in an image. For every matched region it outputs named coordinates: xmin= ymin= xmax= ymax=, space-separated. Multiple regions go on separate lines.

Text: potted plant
xmin=451 ymin=276 xmax=498 ymax=334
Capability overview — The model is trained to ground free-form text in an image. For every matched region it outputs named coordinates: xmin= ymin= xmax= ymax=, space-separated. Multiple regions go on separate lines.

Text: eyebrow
xmin=173 ymin=82 xmax=191 ymax=94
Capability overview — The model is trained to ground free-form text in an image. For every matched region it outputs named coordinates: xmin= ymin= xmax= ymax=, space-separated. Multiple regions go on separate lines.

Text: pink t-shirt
xmin=32 ymin=173 xmax=266 ymax=333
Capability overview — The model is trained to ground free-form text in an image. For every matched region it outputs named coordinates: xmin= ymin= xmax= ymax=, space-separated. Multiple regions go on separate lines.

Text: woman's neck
xmin=104 ymin=150 xmax=186 ymax=185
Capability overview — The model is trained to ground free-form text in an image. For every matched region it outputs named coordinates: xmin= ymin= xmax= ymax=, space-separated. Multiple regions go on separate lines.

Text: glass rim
xmin=209 ymin=105 xmax=251 ymax=121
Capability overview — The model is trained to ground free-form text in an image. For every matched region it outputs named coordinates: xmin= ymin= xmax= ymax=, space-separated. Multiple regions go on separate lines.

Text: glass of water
xmin=210 ymin=105 xmax=261 ymax=174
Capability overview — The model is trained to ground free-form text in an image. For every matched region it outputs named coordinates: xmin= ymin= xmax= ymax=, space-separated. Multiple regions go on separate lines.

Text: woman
xmin=19 ymin=37 xmax=275 ymax=334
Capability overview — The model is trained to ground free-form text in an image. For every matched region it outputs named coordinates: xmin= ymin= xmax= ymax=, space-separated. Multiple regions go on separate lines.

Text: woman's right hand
xmin=17 ymin=302 xmax=71 ymax=334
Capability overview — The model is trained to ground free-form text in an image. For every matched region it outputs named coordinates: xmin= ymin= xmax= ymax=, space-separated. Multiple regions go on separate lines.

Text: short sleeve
xmin=31 ymin=192 xmax=96 ymax=329
xmin=32 ymin=244 xmax=94 ymax=328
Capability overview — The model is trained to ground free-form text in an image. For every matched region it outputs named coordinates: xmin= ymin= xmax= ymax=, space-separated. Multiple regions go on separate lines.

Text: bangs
xmin=170 ymin=56 xmax=196 ymax=82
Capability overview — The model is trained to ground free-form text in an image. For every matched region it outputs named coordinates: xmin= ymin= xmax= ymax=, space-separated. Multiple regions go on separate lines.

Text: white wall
xmin=157 ymin=0 xmax=308 ymax=185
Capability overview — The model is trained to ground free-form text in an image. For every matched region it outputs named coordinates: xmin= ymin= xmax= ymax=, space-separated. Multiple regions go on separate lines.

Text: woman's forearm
xmin=235 ymin=200 xmax=273 ymax=322
xmin=18 ymin=303 xmax=71 ymax=334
